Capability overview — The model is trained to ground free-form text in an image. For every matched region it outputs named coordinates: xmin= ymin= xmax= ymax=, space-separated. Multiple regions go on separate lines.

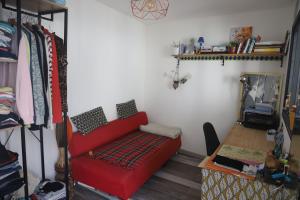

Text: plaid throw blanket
xmin=93 ymin=131 xmax=169 ymax=169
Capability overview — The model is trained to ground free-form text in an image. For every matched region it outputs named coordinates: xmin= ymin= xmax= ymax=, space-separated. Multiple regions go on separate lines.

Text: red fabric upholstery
xmin=69 ymin=112 xmax=148 ymax=157
xmin=70 ymin=112 xmax=181 ymax=199
xmin=72 ymin=137 xmax=181 ymax=199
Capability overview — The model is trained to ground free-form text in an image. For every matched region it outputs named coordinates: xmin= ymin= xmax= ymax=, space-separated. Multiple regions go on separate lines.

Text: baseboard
xmin=178 ymin=149 xmax=205 ymax=159
xmin=77 ymin=182 xmax=120 ymax=200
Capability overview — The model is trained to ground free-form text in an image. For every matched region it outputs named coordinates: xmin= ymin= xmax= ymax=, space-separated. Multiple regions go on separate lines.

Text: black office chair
xmin=203 ymin=122 xmax=220 ymax=156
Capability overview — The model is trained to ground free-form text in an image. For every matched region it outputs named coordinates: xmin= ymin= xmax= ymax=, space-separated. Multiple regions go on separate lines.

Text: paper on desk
xmin=217 ymin=144 xmax=266 ymax=165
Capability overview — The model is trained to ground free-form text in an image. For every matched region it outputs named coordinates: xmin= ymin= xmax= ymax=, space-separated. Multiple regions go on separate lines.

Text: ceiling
xmin=96 ymin=0 xmax=294 ymax=22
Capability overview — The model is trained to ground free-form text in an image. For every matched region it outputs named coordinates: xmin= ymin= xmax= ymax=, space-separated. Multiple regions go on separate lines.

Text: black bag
xmin=243 ymin=112 xmax=279 ymax=130
xmin=0 ymin=143 xmax=9 ymax=163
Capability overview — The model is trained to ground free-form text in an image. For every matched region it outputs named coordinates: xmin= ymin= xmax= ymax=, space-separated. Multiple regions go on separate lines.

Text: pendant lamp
xmin=131 ymin=0 xmax=169 ymax=20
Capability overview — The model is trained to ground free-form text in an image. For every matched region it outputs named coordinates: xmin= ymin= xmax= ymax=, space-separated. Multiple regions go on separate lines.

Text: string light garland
xmin=131 ymin=0 xmax=169 ymax=20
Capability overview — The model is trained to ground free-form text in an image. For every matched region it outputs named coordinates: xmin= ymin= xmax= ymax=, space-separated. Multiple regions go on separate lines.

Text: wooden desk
xmin=199 ymin=123 xmax=274 ymax=179
xmin=199 ymin=123 xmax=299 ymax=200
xmin=223 ymin=124 xmax=274 ymax=152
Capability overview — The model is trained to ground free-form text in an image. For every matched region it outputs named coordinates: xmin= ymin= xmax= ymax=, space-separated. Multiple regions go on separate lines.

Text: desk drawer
xmin=201 ymin=169 xmax=299 ymax=200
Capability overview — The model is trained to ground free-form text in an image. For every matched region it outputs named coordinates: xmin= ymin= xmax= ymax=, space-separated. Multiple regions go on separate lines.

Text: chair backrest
xmin=203 ymin=122 xmax=220 ymax=156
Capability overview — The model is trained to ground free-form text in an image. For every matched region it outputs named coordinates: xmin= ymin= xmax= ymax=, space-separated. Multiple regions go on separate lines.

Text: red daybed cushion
xmin=72 ymin=136 xmax=181 ymax=199
xmin=70 ymin=112 xmax=181 ymax=199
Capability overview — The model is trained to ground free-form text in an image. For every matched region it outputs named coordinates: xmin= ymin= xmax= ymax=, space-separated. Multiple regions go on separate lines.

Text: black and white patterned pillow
xmin=71 ymin=107 xmax=108 ymax=135
xmin=116 ymin=100 xmax=138 ymax=119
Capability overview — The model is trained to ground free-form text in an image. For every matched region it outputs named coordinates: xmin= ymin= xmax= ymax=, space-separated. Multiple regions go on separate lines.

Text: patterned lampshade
xmin=131 ymin=0 xmax=169 ymax=20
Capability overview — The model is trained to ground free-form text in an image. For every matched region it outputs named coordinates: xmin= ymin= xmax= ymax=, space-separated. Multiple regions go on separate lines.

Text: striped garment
xmin=93 ymin=131 xmax=170 ymax=169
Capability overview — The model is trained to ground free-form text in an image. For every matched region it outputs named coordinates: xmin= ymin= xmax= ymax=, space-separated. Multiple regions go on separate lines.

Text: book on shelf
xmin=237 ymin=41 xmax=244 ymax=54
xmin=253 ymin=40 xmax=283 ymax=54
xmin=255 ymin=41 xmax=283 ymax=46
xmin=255 ymin=45 xmax=283 ymax=49
xmin=243 ymin=38 xmax=251 ymax=54
xmin=253 ymin=48 xmax=281 ymax=53
xmin=248 ymin=37 xmax=256 ymax=54
xmin=236 ymin=37 xmax=256 ymax=54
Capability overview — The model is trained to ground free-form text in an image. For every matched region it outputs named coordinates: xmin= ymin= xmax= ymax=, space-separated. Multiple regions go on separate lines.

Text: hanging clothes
xmin=1 ymin=21 xmax=66 ymax=129
xmin=32 ymin=25 xmax=49 ymax=127
xmin=15 ymin=32 xmax=34 ymax=125
xmin=43 ymin=29 xmax=63 ymax=124
xmin=54 ymin=34 xmax=68 ymax=113
xmin=23 ymin=25 xmax=45 ymax=126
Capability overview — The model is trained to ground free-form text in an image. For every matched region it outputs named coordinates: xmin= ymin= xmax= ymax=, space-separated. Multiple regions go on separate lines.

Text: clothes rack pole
xmin=63 ymin=9 xmax=69 ymax=200
xmin=16 ymin=0 xmax=29 ymax=198
xmin=1 ymin=1 xmax=69 ymax=198
xmin=39 ymin=126 xmax=46 ymax=181
xmin=37 ymin=13 xmax=46 ymax=182
xmin=20 ymin=127 xmax=29 ymax=199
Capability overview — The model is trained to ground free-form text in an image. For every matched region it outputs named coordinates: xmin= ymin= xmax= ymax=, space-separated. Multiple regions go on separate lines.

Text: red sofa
xmin=69 ymin=112 xmax=181 ymax=199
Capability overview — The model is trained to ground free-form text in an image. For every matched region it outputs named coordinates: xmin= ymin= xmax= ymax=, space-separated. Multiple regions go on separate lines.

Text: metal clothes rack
xmin=1 ymin=0 xmax=69 ymax=199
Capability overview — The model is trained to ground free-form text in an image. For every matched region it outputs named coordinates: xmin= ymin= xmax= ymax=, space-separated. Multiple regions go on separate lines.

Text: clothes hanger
xmin=8 ymin=18 xmax=16 ymax=26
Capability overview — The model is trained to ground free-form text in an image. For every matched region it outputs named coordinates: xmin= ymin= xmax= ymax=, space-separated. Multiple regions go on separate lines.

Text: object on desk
xmin=289 ymin=105 xmax=296 ymax=130
xmin=264 ymin=167 xmax=299 ymax=190
xmin=239 ymin=73 xmax=281 ymax=129
xmin=217 ymin=144 xmax=266 ymax=164
xmin=243 ymin=111 xmax=278 ymax=130
xmin=271 ymin=172 xmax=292 ymax=183
xmin=203 ymin=122 xmax=220 ymax=156
xmin=265 ymin=154 xmax=281 ymax=170
xmin=213 ymin=155 xmax=248 ymax=172
xmin=273 ymin=131 xmax=284 ymax=159
xmin=253 ymin=103 xmax=274 ymax=115
xmin=243 ymin=164 xmax=259 ymax=176
xmin=267 ymin=129 xmax=277 ymax=141
xmin=243 ymin=110 xmax=279 ymax=130
xmin=285 ymin=94 xmax=291 ymax=108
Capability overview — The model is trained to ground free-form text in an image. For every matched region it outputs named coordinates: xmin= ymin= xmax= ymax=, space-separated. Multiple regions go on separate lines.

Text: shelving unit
xmin=4 ymin=0 xmax=67 ymax=12
xmin=1 ymin=0 xmax=69 ymax=199
xmin=0 ymin=57 xmax=17 ymax=63
xmin=173 ymin=52 xmax=285 ymax=66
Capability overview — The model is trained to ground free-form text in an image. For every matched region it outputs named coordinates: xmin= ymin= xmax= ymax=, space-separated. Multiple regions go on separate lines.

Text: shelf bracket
xmin=1 ymin=0 xmax=54 ymax=21
xmin=221 ymin=56 xmax=225 ymax=66
xmin=4 ymin=128 xmax=15 ymax=146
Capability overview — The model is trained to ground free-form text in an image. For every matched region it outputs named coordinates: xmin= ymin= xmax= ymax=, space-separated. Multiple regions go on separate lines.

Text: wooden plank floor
xmin=73 ymin=152 xmax=204 ymax=200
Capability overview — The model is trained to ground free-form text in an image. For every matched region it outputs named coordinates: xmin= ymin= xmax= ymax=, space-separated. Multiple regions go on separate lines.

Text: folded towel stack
xmin=0 ymin=143 xmax=24 ymax=199
xmin=0 ymin=21 xmax=16 ymax=60
xmin=140 ymin=123 xmax=182 ymax=139
xmin=0 ymin=87 xmax=20 ymax=129
xmin=0 ymin=87 xmax=15 ymax=115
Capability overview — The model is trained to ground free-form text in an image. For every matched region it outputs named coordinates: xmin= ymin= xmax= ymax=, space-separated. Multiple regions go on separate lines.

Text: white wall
xmin=0 ymin=0 xmax=146 ymax=179
xmin=0 ymin=1 xmax=295 ymax=180
xmin=144 ymin=7 xmax=294 ymax=155
xmin=66 ymin=0 xmax=146 ymax=119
